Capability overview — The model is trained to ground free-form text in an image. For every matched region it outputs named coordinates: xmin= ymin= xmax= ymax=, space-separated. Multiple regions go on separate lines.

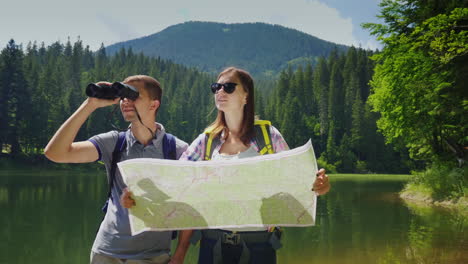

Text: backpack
xmin=101 ymin=131 xmax=177 ymax=213
xmin=193 ymin=120 xmax=283 ymax=249
xmin=203 ymin=120 xmax=275 ymax=160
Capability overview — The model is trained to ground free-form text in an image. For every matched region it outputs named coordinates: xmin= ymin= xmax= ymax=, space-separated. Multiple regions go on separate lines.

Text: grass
xmin=401 ymin=182 xmax=468 ymax=213
xmin=330 ymin=173 xmax=411 ymax=182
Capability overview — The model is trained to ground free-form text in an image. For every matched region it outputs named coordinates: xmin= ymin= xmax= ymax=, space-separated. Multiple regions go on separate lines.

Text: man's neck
xmin=131 ymin=119 xmax=157 ymax=146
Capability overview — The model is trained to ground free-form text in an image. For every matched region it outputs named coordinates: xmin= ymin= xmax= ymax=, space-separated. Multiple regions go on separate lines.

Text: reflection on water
xmin=277 ymin=177 xmax=467 ymax=264
xmin=0 ymin=173 xmax=466 ymax=264
xmin=0 ymin=171 xmax=107 ymax=264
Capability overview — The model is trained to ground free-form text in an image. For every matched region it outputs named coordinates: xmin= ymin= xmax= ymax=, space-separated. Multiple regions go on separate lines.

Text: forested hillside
xmin=106 ymin=21 xmax=348 ymax=77
xmin=0 ymin=40 xmax=411 ymax=173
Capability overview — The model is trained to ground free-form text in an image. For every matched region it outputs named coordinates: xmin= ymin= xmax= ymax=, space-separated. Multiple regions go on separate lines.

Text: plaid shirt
xmin=180 ymin=125 xmax=289 ymax=161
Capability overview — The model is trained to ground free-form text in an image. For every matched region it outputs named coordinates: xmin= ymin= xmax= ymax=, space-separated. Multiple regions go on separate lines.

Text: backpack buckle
xmin=222 ymin=232 xmax=241 ymax=245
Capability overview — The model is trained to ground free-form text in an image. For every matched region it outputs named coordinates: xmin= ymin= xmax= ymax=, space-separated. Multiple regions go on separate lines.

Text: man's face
xmin=120 ymin=81 xmax=157 ymax=122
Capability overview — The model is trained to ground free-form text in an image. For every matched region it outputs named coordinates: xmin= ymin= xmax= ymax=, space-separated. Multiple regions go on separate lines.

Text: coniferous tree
xmin=0 ymin=38 xmax=415 ymax=173
xmin=342 ymin=47 xmax=358 ymax=132
xmin=303 ymin=63 xmax=315 ymax=116
xmin=23 ymin=42 xmax=41 ymax=153
xmin=327 ymin=56 xmax=344 ymax=148
xmin=265 ymin=45 xmax=413 ymax=173
xmin=350 ymin=88 xmax=364 ymax=161
xmin=0 ymin=40 xmax=28 ymax=155
xmin=312 ymin=57 xmax=329 ymax=139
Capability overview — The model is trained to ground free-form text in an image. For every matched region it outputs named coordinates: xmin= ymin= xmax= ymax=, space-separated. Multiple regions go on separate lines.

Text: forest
xmin=1 ymin=0 xmax=466 ymax=200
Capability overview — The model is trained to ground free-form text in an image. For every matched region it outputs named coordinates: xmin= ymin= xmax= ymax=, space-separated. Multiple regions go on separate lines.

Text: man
xmin=45 ymin=75 xmax=191 ymax=264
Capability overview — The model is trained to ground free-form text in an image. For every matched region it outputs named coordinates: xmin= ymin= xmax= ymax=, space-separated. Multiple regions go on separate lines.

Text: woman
xmin=122 ymin=67 xmax=330 ymax=264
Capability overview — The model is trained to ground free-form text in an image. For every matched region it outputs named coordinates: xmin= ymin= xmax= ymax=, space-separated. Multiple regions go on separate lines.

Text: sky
xmin=0 ymin=0 xmax=383 ymax=51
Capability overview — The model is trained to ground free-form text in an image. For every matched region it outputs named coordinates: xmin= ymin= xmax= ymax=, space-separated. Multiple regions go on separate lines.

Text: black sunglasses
xmin=211 ymin=82 xmax=237 ymax=94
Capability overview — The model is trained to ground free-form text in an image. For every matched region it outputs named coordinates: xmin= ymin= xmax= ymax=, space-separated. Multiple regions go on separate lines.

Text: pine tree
xmin=0 ymin=40 xmax=28 ymax=155
xmin=273 ymin=69 xmax=290 ymax=126
xmin=0 ymin=45 xmax=6 ymax=151
xmin=343 ymin=47 xmax=358 ymax=131
xmin=23 ymin=42 xmax=42 ymax=153
xmin=303 ymin=63 xmax=315 ymax=116
xmin=312 ymin=57 xmax=329 ymax=139
xmin=350 ymin=88 xmax=364 ymax=160
xmin=327 ymin=56 xmax=345 ymax=143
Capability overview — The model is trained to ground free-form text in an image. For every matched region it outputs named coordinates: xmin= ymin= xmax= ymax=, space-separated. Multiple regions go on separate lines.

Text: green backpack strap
xmin=203 ymin=130 xmax=221 ymax=161
xmin=203 ymin=120 xmax=274 ymax=160
xmin=202 ymin=121 xmax=282 ymax=245
xmin=254 ymin=120 xmax=282 ymax=238
xmin=254 ymin=120 xmax=274 ymax=155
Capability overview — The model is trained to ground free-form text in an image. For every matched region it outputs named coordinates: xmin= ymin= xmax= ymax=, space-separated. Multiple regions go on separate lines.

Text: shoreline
xmin=0 ymin=156 xmax=102 ymax=175
xmin=400 ymin=188 xmax=468 ymax=215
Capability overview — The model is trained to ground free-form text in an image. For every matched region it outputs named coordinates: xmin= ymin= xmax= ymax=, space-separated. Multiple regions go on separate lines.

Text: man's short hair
xmin=124 ymin=75 xmax=162 ymax=103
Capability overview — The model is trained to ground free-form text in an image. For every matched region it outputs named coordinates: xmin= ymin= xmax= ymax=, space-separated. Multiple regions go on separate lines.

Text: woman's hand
xmin=120 ymin=188 xmax=136 ymax=208
xmin=313 ymin=168 xmax=330 ymax=195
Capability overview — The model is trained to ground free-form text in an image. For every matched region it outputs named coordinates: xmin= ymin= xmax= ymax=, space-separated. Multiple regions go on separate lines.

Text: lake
xmin=0 ymin=171 xmax=466 ymax=263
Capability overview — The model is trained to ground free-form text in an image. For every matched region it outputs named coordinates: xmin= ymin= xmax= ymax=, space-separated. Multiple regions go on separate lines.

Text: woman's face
xmin=214 ymin=73 xmax=248 ymax=113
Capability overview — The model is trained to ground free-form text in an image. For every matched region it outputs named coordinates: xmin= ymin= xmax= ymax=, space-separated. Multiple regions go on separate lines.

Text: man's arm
xmin=44 ymin=96 xmax=119 ymax=163
xmin=170 ymin=230 xmax=193 ymax=264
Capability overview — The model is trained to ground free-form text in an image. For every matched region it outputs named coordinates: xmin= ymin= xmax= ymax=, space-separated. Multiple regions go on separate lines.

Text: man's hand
xmin=44 ymin=81 xmax=119 ymax=164
xmin=120 ymin=188 xmax=136 ymax=208
xmin=87 ymin=97 xmax=120 ymax=109
xmin=86 ymin=82 xmax=120 ymax=109
xmin=312 ymin=168 xmax=330 ymax=195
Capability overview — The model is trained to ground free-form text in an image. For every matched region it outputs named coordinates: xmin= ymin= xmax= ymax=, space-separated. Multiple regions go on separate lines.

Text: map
xmin=118 ymin=140 xmax=318 ymax=235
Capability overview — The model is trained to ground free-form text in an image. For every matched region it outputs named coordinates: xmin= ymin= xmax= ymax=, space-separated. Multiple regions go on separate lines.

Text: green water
xmin=0 ymin=172 xmax=466 ymax=264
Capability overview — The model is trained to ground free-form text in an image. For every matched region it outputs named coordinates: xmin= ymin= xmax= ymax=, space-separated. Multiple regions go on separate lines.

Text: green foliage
xmin=363 ymin=1 xmax=468 ymax=199
xmin=365 ymin=3 xmax=467 ymax=165
xmin=355 ymin=160 xmax=369 ymax=174
xmin=0 ymin=39 xmax=213 ymax=154
xmin=410 ymin=162 xmax=466 ymax=199
xmin=317 ymin=155 xmax=337 ymax=174
xmin=0 ymin=40 xmax=28 ymax=156
xmin=265 ymin=47 xmax=412 ymax=173
xmin=0 ymin=35 xmax=413 ymax=174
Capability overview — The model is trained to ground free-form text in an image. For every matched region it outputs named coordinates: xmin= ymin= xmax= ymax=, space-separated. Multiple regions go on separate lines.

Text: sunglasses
xmin=211 ymin=82 xmax=238 ymax=94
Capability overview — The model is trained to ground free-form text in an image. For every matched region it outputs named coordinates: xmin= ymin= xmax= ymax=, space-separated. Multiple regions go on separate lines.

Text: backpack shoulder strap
xmin=253 ymin=120 xmax=281 ymax=236
xmin=161 ymin=132 xmax=180 ymax=240
xmin=203 ymin=120 xmax=274 ymax=160
xmin=254 ymin=120 xmax=274 ymax=155
xmin=163 ymin=133 xmax=177 ymax=160
xmin=203 ymin=130 xmax=221 ymax=161
xmin=108 ymin=131 xmax=127 ymax=199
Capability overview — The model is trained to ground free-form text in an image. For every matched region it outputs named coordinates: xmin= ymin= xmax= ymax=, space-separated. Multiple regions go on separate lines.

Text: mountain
xmin=106 ymin=21 xmax=348 ymax=77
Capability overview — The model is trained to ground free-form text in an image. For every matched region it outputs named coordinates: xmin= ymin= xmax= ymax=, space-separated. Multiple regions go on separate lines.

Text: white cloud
xmin=0 ymin=0 xmax=359 ymax=50
xmin=360 ymin=38 xmax=382 ymax=51
xmin=96 ymin=13 xmax=140 ymax=43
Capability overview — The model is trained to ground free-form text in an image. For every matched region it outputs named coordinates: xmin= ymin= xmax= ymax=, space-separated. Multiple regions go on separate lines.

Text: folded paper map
xmin=118 ymin=140 xmax=317 ymax=235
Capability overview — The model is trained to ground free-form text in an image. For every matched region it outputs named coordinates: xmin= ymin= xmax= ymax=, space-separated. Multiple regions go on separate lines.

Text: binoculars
xmin=86 ymin=82 xmax=139 ymax=100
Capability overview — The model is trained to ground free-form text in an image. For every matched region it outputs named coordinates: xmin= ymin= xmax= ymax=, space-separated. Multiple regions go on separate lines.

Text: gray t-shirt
xmin=88 ymin=123 xmax=188 ymax=259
